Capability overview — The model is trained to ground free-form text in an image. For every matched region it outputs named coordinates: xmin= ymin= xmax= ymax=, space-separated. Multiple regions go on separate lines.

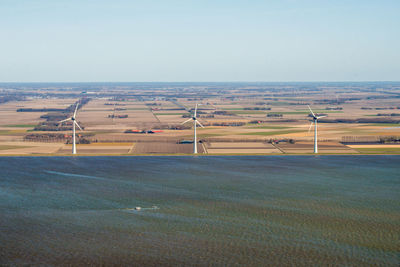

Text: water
xmin=0 ymin=156 xmax=399 ymax=266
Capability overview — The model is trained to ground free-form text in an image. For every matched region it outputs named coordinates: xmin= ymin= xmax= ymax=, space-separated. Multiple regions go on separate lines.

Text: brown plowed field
xmin=132 ymin=142 xmax=203 ymax=154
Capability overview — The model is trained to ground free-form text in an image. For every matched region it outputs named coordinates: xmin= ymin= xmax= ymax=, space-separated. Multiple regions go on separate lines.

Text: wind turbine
xmin=308 ymin=105 xmax=326 ymax=154
xmin=59 ymin=103 xmax=83 ymax=154
xmin=181 ymin=103 xmax=205 ymax=154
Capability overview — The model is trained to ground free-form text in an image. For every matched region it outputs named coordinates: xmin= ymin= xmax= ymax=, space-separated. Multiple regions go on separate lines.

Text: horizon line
xmin=0 ymin=81 xmax=399 ymax=84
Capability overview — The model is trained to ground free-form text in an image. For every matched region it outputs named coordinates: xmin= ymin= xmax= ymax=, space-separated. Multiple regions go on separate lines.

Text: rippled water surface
xmin=0 ymin=156 xmax=399 ymax=266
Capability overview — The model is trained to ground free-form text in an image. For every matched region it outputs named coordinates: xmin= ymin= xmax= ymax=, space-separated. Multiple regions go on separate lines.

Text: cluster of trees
xmin=110 ymin=97 xmax=130 ymax=101
xmin=320 ymin=118 xmax=400 ymax=123
xmin=146 ymin=102 xmax=161 ymax=106
xmin=308 ymin=113 xmax=328 ymax=117
xmin=162 ymin=108 xmax=186 ymax=111
xmin=341 ymin=136 xmax=400 ymax=143
xmin=104 ymin=103 xmax=125 ymax=106
xmin=34 ymin=123 xmax=72 ymax=131
xmin=315 ymin=98 xmax=361 ymax=105
xmin=341 ymin=136 xmax=379 ymax=143
xmin=269 ymin=139 xmax=296 ymax=144
xmin=108 ymin=114 xmax=128 ymax=118
xmin=209 ymin=122 xmax=246 ymax=126
xmin=267 ymin=113 xmax=283 ymax=117
xmin=376 ymin=113 xmax=400 ymax=117
xmin=66 ymin=138 xmax=91 ymax=144
xmin=40 ymin=113 xmax=69 ymax=121
xmin=152 ymin=124 xmax=191 ymax=130
xmin=379 ymin=136 xmax=400 ymax=143
xmin=249 ymin=120 xmax=268 ymax=124
xmin=24 ymin=133 xmax=66 ymax=142
xmin=17 ymin=108 xmax=65 ymax=112
xmin=244 ymin=107 xmax=271 ymax=110
xmin=0 ymin=95 xmax=25 ymax=104
xmin=199 ymin=114 xmax=215 ymax=118
xmin=213 ymin=110 xmax=234 ymax=116
xmin=182 ymin=111 xmax=209 ymax=118
xmin=361 ymin=107 xmax=400 ymax=110
xmin=24 ymin=132 xmax=92 ymax=143
xmin=325 ymin=107 xmax=343 ymax=110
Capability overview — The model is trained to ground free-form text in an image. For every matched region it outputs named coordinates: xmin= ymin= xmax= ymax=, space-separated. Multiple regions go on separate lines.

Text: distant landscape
xmin=0 ymin=82 xmax=399 ymax=155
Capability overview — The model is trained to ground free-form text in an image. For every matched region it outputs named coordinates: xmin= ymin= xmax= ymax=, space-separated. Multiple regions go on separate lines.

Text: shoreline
xmin=0 ymin=153 xmax=399 ymax=157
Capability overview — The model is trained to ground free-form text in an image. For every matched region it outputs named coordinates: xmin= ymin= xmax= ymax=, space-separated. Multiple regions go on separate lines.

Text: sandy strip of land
xmin=0 ymin=141 xmax=64 ymax=154
xmin=208 ymin=142 xmax=271 ymax=148
xmin=62 ymin=146 xmax=132 ymax=150
xmin=69 ymin=142 xmax=134 ymax=146
xmin=207 ymin=148 xmax=281 ymax=154
xmin=348 ymin=144 xmax=400 ymax=148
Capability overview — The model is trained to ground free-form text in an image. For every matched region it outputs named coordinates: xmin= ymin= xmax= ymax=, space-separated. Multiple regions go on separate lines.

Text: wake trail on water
xmin=45 ymin=170 xmax=110 ymax=181
xmin=43 ymin=170 xmax=207 ymax=197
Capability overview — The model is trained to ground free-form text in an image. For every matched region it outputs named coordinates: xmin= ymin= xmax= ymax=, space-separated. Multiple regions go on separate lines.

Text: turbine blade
xmin=196 ymin=120 xmax=205 ymax=128
xmin=317 ymin=115 xmax=327 ymax=119
xmin=181 ymin=118 xmax=192 ymax=125
xmin=59 ymin=118 xmax=72 ymax=123
xmin=194 ymin=103 xmax=198 ymax=118
xmin=308 ymin=121 xmax=314 ymax=133
xmin=73 ymin=103 xmax=79 ymax=118
xmin=74 ymin=121 xmax=83 ymax=131
xmin=307 ymin=105 xmax=315 ymax=117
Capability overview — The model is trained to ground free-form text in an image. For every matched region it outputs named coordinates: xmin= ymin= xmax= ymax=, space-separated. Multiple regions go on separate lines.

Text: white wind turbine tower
xmin=308 ymin=105 xmax=326 ymax=154
xmin=181 ymin=103 xmax=205 ymax=154
xmin=59 ymin=103 xmax=83 ymax=154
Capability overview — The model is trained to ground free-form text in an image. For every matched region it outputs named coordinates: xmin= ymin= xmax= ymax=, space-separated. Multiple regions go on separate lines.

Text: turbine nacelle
xmin=308 ymin=105 xmax=326 ymax=122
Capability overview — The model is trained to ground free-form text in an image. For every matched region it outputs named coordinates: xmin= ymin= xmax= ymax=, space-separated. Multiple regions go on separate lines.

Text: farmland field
xmin=0 ymin=82 xmax=399 ymax=155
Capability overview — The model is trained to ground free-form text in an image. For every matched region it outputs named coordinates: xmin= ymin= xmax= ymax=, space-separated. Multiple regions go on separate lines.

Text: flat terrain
xmin=0 ymin=82 xmax=399 ymax=155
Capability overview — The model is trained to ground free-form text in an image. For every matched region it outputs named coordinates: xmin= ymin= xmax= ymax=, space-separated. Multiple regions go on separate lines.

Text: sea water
xmin=0 ymin=156 xmax=399 ymax=266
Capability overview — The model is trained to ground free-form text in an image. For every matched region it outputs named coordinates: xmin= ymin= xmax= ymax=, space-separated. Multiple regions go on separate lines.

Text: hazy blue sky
xmin=0 ymin=0 xmax=399 ymax=82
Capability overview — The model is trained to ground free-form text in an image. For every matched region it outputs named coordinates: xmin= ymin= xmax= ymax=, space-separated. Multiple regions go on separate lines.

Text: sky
xmin=0 ymin=0 xmax=399 ymax=82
